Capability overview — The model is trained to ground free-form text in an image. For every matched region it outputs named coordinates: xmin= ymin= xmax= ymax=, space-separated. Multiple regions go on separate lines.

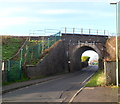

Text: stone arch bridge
xmin=61 ymin=33 xmax=108 ymax=71
xmin=27 ymin=32 xmax=109 ymax=79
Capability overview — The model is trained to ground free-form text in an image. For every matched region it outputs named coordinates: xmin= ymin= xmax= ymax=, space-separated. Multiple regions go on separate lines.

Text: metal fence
xmin=2 ymin=32 xmax=61 ymax=82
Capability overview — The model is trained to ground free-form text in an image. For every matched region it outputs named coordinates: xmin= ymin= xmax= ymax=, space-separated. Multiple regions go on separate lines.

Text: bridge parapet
xmin=62 ymin=33 xmax=108 ymax=44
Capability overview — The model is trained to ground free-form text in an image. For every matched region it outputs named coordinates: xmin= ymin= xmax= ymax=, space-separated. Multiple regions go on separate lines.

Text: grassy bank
xmin=2 ymin=37 xmax=26 ymax=60
xmin=86 ymin=69 xmax=106 ymax=87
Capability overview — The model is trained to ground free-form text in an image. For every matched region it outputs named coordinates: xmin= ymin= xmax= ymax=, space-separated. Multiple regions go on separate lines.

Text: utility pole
xmin=110 ymin=1 xmax=120 ymax=86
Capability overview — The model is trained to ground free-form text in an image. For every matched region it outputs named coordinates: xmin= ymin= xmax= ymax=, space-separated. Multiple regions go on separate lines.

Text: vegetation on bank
xmin=2 ymin=37 xmax=26 ymax=60
xmin=86 ymin=70 xmax=106 ymax=87
xmin=2 ymin=36 xmax=62 ymax=85
xmin=81 ymin=56 xmax=90 ymax=62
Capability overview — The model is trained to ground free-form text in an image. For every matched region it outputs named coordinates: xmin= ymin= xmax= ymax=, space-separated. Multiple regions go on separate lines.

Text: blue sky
xmin=0 ymin=0 xmax=117 ymax=36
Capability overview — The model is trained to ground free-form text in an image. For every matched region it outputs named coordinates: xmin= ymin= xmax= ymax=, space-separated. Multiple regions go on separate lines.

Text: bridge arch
xmin=68 ymin=44 xmax=103 ymax=71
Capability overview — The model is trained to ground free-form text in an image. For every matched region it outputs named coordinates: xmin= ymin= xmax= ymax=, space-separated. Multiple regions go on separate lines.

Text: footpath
xmin=73 ymin=86 xmax=120 ymax=103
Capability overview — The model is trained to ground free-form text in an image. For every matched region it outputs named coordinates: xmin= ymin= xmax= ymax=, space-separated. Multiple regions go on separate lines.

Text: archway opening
xmin=70 ymin=45 xmax=102 ymax=71
xmin=81 ymin=50 xmax=99 ymax=66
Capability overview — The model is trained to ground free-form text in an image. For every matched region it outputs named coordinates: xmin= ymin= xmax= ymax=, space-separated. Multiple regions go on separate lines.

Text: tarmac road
xmin=2 ymin=65 xmax=98 ymax=103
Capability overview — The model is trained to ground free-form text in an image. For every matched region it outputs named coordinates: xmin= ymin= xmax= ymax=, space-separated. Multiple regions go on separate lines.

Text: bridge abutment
xmin=26 ymin=41 xmax=68 ymax=79
xmin=104 ymin=61 xmax=120 ymax=85
xmin=98 ymin=59 xmax=104 ymax=70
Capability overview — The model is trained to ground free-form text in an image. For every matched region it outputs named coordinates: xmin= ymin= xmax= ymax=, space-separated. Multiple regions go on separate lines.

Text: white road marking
xmin=68 ymin=72 xmax=95 ymax=104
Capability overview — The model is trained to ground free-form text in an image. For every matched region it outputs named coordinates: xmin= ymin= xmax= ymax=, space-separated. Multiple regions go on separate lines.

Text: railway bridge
xmin=61 ymin=33 xmax=108 ymax=71
xmin=27 ymin=28 xmax=112 ymax=83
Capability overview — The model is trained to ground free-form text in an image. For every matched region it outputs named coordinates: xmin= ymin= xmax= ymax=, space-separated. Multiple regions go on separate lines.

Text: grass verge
xmin=86 ymin=69 xmax=106 ymax=87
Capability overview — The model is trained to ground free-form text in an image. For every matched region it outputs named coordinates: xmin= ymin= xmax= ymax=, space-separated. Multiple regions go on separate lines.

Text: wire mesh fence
xmin=2 ymin=32 xmax=61 ymax=82
xmin=6 ymin=60 xmax=22 ymax=82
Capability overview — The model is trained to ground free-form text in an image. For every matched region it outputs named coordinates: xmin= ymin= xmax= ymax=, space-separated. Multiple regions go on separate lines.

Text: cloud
xmin=0 ymin=17 xmax=28 ymax=29
xmin=37 ymin=9 xmax=114 ymax=18
xmin=80 ymin=10 xmax=114 ymax=17
xmin=0 ymin=0 xmax=113 ymax=2
xmin=0 ymin=8 xmax=27 ymax=17
xmin=38 ymin=9 xmax=77 ymax=15
xmin=0 ymin=16 xmax=58 ymax=30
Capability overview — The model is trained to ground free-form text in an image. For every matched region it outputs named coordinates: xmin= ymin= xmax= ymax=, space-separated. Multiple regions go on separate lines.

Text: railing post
xmin=97 ymin=30 xmax=98 ymax=35
xmin=73 ymin=28 xmax=75 ymax=34
xmin=65 ymin=27 xmax=67 ymax=33
xmin=81 ymin=28 xmax=83 ymax=34
xmin=104 ymin=30 xmax=106 ymax=35
xmin=89 ymin=29 xmax=91 ymax=34
xmin=107 ymin=31 xmax=109 ymax=36
xmin=59 ymin=31 xmax=61 ymax=40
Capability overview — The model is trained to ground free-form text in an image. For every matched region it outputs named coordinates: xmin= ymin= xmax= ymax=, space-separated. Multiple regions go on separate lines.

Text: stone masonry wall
xmin=104 ymin=61 xmax=120 ymax=85
xmin=26 ymin=41 xmax=68 ymax=79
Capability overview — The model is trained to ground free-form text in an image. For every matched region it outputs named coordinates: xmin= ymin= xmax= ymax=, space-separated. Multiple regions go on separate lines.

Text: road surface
xmin=3 ymin=65 xmax=98 ymax=103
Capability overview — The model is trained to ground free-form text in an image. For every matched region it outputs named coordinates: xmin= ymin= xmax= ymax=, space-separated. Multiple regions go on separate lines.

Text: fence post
xmin=48 ymin=38 xmax=50 ymax=48
xmin=20 ymin=49 xmax=23 ymax=62
xmin=7 ymin=60 xmax=10 ymax=71
xmin=7 ymin=60 xmax=10 ymax=81
xmin=104 ymin=61 xmax=107 ymax=84
xmin=38 ymin=43 xmax=40 ymax=58
xmin=19 ymin=59 xmax=22 ymax=79
xmin=20 ymin=49 xmax=23 ymax=72
xmin=42 ymin=37 xmax=44 ymax=53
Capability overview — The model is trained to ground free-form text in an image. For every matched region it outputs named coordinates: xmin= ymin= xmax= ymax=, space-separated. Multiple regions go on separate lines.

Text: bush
xmin=81 ymin=56 xmax=90 ymax=62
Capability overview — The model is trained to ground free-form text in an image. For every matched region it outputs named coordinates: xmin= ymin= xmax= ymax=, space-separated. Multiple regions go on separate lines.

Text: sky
xmin=0 ymin=0 xmax=118 ymax=36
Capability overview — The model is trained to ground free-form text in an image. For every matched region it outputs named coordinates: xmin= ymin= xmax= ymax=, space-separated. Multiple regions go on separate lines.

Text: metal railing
xmin=61 ymin=27 xmax=110 ymax=36
xmin=29 ymin=29 xmax=61 ymax=36
xmin=29 ymin=28 xmax=115 ymax=37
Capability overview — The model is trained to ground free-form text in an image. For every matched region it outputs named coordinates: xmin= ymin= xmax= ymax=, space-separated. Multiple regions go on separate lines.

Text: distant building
xmin=89 ymin=60 xmax=98 ymax=65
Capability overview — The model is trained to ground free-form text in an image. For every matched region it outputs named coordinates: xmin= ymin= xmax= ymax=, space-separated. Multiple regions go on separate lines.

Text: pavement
xmin=73 ymin=86 xmax=120 ymax=103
